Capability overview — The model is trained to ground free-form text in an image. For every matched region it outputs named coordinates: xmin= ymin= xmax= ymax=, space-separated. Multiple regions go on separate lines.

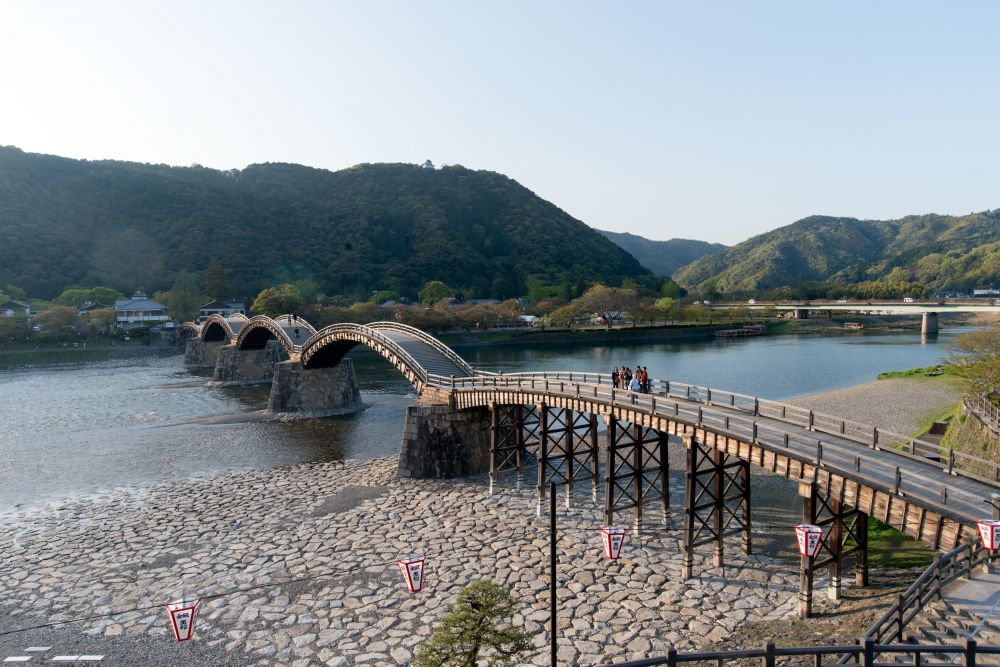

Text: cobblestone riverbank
xmin=0 ymin=457 xmax=803 ymax=665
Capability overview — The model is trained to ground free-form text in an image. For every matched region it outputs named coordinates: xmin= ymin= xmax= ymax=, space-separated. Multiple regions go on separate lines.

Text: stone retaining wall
xmin=397 ymin=403 xmax=490 ymax=478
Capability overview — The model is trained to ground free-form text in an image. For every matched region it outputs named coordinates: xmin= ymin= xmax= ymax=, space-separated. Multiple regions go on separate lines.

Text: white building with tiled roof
xmin=113 ymin=291 xmax=169 ymax=329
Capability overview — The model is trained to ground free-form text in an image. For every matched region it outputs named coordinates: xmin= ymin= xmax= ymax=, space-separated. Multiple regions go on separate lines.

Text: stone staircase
xmin=907 ymin=600 xmax=1000 ymax=646
xmin=893 ymin=569 xmax=1000 ymax=664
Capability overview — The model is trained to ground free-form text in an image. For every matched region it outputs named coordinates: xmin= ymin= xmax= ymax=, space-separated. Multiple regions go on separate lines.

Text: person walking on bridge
xmin=612 ymin=367 xmax=620 ymax=388
xmin=628 ymin=373 xmax=641 ymax=393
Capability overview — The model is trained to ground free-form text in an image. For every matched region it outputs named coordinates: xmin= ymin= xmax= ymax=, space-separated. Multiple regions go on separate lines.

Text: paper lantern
xmin=794 ymin=524 xmax=823 ymax=558
xmin=396 ymin=555 xmax=425 ymax=592
xmin=599 ymin=526 xmax=627 ymax=560
xmin=977 ymin=520 xmax=1000 ymax=551
xmin=165 ymin=597 xmax=201 ymax=642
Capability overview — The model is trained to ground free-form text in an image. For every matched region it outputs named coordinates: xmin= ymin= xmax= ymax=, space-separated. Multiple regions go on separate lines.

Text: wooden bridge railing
xmin=864 ymin=541 xmax=993 ymax=645
xmin=367 ymin=321 xmax=475 ymax=376
xmin=426 ymin=372 xmax=990 ymax=524
xmin=609 ymin=639 xmax=1000 ymax=667
xmin=967 ymin=394 xmax=1000 ymax=439
xmin=452 ymin=371 xmax=1000 ymax=487
xmin=305 ymin=323 xmax=431 ymax=385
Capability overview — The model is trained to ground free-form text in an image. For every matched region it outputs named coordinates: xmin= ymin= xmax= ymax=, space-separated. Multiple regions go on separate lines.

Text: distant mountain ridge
xmin=673 ymin=211 xmax=1000 ymax=295
xmin=597 ymin=230 xmax=726 ymax=277
xmin=0 ymin=146 xmax=652 ymax=300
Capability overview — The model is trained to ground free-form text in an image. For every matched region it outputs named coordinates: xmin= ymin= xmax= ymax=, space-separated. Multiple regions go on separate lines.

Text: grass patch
xmin=911 ymin=403 xmax=961 ymax=439
xmin=865 ymin=518 xmax=934 ymax=569
xmin=877 ymin=364 xmax=953 ymax=380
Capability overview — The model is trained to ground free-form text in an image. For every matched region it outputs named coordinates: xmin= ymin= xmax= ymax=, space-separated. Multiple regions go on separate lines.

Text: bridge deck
xmin=442 ymin=373 xmax=996 ymax=547
xmin=376 ymin=329 xmax=472 ymax=379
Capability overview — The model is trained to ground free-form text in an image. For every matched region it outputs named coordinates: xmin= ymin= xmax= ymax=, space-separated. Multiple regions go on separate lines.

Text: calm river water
xmin=0 ymin=328 xmax=965 ymax=512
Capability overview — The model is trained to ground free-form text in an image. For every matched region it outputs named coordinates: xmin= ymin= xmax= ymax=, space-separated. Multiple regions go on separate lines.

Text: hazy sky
xmin=2 ymin=1 xmax=999 ymax=245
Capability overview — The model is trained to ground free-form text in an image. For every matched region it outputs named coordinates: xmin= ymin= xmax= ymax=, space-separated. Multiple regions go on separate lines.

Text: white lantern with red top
xmin=165 ymin=597 xmax=201 ymax=642
xmin=977 ymin=520 xmax=1000 ymax=552
xmin=599 ymin=526 xmax=627 ymax=560
xmin=397 ymin=555 xmax=425 ymax=592
xmin=794 ymin=524 xmax=823 ymax=558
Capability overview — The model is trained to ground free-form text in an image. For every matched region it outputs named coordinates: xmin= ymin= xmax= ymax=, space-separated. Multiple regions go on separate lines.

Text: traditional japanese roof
xmin=114 ymin=291 xmax=166 ymax=311
xmin=78 ymin=301 xmax=109 ymax=313
xmin=199 ymin=299 xmax=245 ymax=310
xmin=0 ymin=300 xmax=29 ymax=311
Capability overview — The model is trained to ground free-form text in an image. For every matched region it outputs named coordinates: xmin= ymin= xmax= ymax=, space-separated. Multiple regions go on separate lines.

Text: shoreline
xmin=0 ymin=375 xmax=962 ymax=664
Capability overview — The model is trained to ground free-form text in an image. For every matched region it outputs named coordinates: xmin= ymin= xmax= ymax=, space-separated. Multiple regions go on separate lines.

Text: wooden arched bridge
xmin=183 ymin=317 xmax=1000 ymax=623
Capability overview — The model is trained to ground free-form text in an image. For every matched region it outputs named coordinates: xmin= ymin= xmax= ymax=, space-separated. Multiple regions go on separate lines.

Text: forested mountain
xmin=674 ymin=212 xmax=1000 ymax=296
xmin=598 ymin=230 xmax=726 ymax=277
xmin=0 ymin=147 xmax=651 ymax=300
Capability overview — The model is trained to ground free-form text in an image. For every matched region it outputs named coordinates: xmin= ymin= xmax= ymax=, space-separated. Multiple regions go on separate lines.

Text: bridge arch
xmin=235 ymin=314 xmax=317 ymax=356
xmin=179 ymin=322 xmax=201 ymax=338
xmin=300 ymin=322 xmax=473 ymax=391
xmin=199 ymin=313 xmax=248 ymax=343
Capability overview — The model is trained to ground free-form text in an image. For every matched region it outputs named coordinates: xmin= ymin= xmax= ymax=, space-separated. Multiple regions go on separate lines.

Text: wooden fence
xmin=865 ymin=541 xmax=993 ymax=644
xmin=611 ymin=638 xmax=1000 ymax=667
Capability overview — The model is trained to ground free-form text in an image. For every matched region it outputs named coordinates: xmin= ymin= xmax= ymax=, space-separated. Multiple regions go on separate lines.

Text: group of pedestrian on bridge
xmin=612 ymin=366 xmax=650 ymax=393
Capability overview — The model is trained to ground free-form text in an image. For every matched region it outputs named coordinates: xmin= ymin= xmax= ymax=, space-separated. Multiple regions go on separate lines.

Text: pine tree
xmin=412 ymin=580 xmax=533 ymax=667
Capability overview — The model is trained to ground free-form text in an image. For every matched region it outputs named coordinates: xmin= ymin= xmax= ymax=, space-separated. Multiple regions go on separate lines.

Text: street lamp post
xmin=549 ymin=481 xmax=557 ymax=667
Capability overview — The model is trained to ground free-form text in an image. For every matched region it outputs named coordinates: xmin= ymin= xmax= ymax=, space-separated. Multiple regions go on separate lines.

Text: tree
xmin=654 ymin=297 xmax=679 ymax=324
xmin=251 ymin=283 xmax=304 ymax=317
xmin=547 ymin=303 xmax=581 ymax=327
xmin=570 ymin=284 xmax=638 ymax=329
xmin=202 ymin=258 xmax=230 ymax=299
xmin=34 ymin=305 xmax=80 ymax=333
xmin=82 ymin=307 xmax=116 ymax=333
xmin=370 ymin=290 xmax=402 ymax=304
xmin=412 ymin=580 xmax=532 ymax=667
xmin=945 ymin=325 xmax=1000 ymax=396
xmin=56 ymin=286 xmax=124 ymax=307
xmin=154 ymin=270 xmax=202 ymax=322
xmin=419 ymin=281 xmax=455 ymax=306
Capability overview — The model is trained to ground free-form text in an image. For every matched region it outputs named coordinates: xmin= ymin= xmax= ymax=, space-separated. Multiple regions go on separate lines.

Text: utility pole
xmin=549 ymin=481 xmax=557 ymax=667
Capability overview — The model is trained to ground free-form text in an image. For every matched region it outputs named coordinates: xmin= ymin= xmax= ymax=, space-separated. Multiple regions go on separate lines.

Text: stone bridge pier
xmin=183 ymin=339 xmax=224 ymax=368
xmin=397 ymin=402 xmax=491 ymax=479
xmin=922 ymin=311 xmax=939 ymax=335
xmin=212 ymin=341 xmax=285 ymax=385
xmin=267 ymin=359 xmax=363 ymax=415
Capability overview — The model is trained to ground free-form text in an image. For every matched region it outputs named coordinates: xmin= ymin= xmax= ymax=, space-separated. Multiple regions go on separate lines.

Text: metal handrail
xmin=428 ymin=373 xmax=990 ymax=520
xmin=367 ymin=321 xmax=475 ymax=376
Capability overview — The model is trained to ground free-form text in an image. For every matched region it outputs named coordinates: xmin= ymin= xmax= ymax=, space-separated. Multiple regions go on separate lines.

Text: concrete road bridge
xmin=182 ymin=316 xmax=1000 ymax=623
xmin=709 ymin=299 xmax=1000 ymax=334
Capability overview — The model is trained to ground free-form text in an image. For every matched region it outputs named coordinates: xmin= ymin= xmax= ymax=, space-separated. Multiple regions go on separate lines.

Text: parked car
xmin=903 ymin=297 xmax=915 ymax=303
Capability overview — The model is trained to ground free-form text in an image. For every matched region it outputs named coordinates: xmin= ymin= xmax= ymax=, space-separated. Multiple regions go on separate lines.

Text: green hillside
xmin=674 ymin=212 xmax=1000 ymax=296
xmin=597 ymin=230 xmax=726 ymax=277
xmin=0 ymin=147 xmax=651 ymax=300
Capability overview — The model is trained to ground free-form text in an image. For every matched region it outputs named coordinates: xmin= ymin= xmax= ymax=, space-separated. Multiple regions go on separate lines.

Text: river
xmin=0 ymin=328 xmax=965 ymax=513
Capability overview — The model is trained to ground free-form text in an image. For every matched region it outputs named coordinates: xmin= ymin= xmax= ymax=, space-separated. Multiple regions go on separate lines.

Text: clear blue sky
xmin=2 ymin=1 xmax=998 ymax=245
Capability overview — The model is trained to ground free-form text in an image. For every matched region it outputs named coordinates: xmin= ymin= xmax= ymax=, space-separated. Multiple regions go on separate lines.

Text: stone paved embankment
xmin=0 ymin=457 xmax=802 ymax=665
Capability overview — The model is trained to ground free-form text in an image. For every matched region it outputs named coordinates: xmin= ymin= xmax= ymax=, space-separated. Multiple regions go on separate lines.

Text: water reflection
xmin=0 ymin=328 xmax=964 ymax=510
